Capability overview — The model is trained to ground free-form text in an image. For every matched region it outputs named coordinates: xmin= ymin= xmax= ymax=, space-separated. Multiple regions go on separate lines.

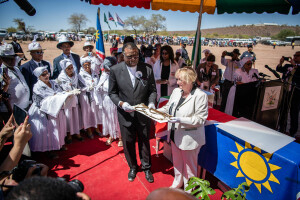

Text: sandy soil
xmin=14 ymin=39 xmax=300 ymax=79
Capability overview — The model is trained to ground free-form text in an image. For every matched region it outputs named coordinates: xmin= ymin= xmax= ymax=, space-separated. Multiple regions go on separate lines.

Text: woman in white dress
xmin=28 ymin=66 xmax=67 ymax=158
xmin=96 ymin=57 xmax=122 ymax=146
xmin=78 ymin=57 xmax=102 ymax=139
xmin=57 ymin=59 xmax=83 ymax=143
xmin=225 ymin=57 xmax=259 ymax=115
xmin=81 ymin=42 xmax=103 ymax=77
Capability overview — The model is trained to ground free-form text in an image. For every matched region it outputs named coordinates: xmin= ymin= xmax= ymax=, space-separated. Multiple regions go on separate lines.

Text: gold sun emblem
xmin=230 ymin=142 xmax=281 ymax=193
xmin=95 ymin=30 xmax=100 ymax=41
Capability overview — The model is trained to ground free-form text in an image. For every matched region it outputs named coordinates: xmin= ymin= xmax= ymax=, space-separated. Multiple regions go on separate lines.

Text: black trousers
xmin=290 ymin=87 xmax=300 ymax=136
xmin=220 ymin=79 xmax=234 ymax=112
xmin=120 ymin=114 xmax=151 ymax=171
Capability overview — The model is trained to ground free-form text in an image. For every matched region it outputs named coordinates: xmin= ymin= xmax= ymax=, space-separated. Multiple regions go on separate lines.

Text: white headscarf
xmin=240 ymin=57 xmax=253 ymax=68
xmin=80 ymin=57 xmax=92 ymax=66
xmin=33 ymin=66 xmax=48 ymax=78
xmin=59 ymin=58 xmax=73 ymax=71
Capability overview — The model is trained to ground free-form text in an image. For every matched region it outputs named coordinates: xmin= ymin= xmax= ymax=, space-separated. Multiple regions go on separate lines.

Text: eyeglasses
xmin=41 ymin=72 xmax=49 ymax=77
xmin=123 ymin=54 xmax=139 ymax=60
xmin=33 ymin=51 xmax=44 ymax=55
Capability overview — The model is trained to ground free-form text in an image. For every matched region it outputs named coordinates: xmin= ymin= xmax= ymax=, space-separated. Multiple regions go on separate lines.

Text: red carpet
xmin=33 ymin=133 xmax=223 ymax=200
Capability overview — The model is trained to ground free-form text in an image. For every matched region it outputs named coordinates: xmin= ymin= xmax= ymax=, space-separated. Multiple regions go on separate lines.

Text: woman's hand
xmin=13 ymin=116 xmax=32 ymax=148
xmin=0 ymin=115 xmax=15 ymax=141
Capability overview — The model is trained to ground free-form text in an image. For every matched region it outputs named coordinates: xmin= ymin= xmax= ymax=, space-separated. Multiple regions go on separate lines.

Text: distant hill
xmin=166 ymin=25 xmax=300 ymax=38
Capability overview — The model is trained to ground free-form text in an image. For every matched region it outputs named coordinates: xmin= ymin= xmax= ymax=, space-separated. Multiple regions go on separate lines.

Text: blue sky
xmin=0 ymin=0 xmax=299 ymax=32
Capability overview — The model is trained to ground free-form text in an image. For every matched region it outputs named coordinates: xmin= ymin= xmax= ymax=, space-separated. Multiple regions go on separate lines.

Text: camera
xmin=56 ymin=177 xmax=84 ymax=193
xmin=11 ymin=160 xmax=42 ymax=182
xmin=226 ymin=51 xmax=233 ymax=57
xmin=283 ymin=57 xmax=289 ymax=61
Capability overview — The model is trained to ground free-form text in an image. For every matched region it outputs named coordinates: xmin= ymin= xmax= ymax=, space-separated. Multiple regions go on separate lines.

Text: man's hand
xmin=77 ymin=192 xmax=91 ymax=200
xmin=168 ymin=117 xmax=181 ymax=123
xmin=148 ymin=102 xmax=156 ymax=110
xmin=122 ymin=102 xmax=135 ymax=113
xmin=279 ymin=56 xmax=285 ymax=66
xmin=14 ymin=116 xmax=32 ymax=148
xmin=222 ymin=51 xmax=226 ymax=57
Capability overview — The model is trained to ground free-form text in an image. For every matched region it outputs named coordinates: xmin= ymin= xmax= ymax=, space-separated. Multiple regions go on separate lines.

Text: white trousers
xmin=170 ymin=141 xmax=201 ymax=189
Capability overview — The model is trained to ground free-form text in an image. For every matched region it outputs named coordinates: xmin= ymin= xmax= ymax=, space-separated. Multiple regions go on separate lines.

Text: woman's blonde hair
xmin=175 ymin=66 xmax=197 ymax=84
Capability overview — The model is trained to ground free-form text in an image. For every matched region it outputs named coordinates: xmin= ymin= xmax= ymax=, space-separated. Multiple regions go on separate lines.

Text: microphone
xmin=264 ymin=65 xmax=281 ymax=79
xmin=252 ymin=73 xmax=259 ymax=80
xmin=259 ymin=72 xmax=271 ymax=78
xmin=13 ymin=0 xmax=36 ymax=16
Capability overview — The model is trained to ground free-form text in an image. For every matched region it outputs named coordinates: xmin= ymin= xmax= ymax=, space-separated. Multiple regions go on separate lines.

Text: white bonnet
xmin=240 ymin=57 xmax=253 ymax=67
xmin=33 ymin=66 xmax=48 ymax=78
xmin=59 ymin=59 xmax=73 ymax=71
xmin=80 ymin=57 xmax=92 ymax=66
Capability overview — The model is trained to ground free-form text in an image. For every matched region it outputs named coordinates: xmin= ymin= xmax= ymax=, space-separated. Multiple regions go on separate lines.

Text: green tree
xmin=68 ymin=13 xmax=88 ymax=33
xmin=13 ymin=18 xmax=26 ymax=32
xmin=276 ymin=29 xmax=295 ymax=41
xmin=87 ymin=27 xmax=96 ymax=34
xmin=6 ymin=27 xmax=17 ymax=33
xmin=124 ymin=16 xmax=145 ymax=36
xmin=148 ymin=14 xmax=166 ymax=34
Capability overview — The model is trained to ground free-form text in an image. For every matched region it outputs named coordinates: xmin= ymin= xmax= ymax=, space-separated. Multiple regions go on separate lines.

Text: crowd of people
xmin=0 ymin=33 xmax=299 ymax=198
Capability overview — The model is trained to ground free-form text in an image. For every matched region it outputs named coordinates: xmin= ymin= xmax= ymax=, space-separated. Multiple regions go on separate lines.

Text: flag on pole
xmin=115 ymin=13 xmax=125 ymax=27
xmin=108 ymin=11 xmax=117 ymax=27
xmin=191 ymin=29 xmax=201 ymax=68
xmin=104 ymin=13 xmax=111 ymax=30
xmin=96 ymin=8 xmax=105 ymax=60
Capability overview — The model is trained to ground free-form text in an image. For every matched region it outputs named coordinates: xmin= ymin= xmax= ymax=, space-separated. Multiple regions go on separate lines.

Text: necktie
xmin=38 ymin=63 xmax=42 ymax=67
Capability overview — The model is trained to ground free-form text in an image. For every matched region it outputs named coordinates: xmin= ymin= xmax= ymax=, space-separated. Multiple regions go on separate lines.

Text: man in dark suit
xmin=11 ymin=36 xmax=27 ymax=65
xmin=109 ymin=42 xmax=157 ymax=183
xmin=52 ymin=36 xmax=81 ymax=79
xmin=20 ymin=41 xmax=51 ymax=100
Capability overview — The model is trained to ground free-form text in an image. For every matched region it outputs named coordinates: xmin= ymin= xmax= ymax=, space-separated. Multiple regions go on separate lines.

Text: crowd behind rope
xmin=0 ymin=34 xmax=299 ymax=198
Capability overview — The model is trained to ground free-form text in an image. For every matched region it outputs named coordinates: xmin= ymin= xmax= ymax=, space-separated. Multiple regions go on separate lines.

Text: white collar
xmin=126 ymin=65 xmax=137 ymax=72
xmin=33 ymin=59 xmax=42 ymax=66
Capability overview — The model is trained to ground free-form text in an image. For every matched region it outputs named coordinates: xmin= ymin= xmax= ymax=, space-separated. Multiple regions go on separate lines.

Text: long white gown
xmin=78 ymin=68 xmax=102 ymax=129
xmin=57 ymin=70 xmax=81 ymax=135
xmin=28 ymin=80 xmax=67 ymax=152
xmin=225 ymin=68 xmax=259 ymax=116
xmin=97 ymin=72 xmax=120 ymax=139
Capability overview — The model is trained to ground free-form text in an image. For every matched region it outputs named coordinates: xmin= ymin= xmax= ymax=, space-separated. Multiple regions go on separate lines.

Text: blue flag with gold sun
xmin=96 ymin=8 xmax=105 ymax=60
xmin=198 ymin=124 xmax=300 ymax=200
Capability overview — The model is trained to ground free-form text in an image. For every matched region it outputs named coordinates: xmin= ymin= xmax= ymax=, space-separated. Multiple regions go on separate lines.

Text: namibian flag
xmin=96 ymin=8 xmax=105 ymax=60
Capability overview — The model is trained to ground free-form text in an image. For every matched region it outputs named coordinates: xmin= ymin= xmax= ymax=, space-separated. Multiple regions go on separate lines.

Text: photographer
xmin=220 ymin=49 xmax=241 ymax=112
xmin=276 ymin=51 xmax=300 ymax=138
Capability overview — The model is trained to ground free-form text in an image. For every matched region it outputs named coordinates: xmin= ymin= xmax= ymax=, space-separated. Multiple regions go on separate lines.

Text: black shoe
xmin=144 ymin=170 xmax=154 ymax=183
xmin=128 ymin=169 xmax=137 ymax=182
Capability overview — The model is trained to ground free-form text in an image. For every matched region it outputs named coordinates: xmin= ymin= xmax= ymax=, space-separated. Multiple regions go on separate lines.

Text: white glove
xmin=122 ymin=102 xmax=135 ymax=113
xmin=148 ymin=102 xmax=156 ymax=109
xmin=168 ymin=117 xmax=181 ymax=123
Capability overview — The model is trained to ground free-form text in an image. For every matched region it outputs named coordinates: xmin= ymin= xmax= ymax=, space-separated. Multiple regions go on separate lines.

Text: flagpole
xmin=193 ymin=0 xmax=204 ymax=69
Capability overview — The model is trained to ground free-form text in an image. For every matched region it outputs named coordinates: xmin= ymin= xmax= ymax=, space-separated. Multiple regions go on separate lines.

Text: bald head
xmin=146 ymin=188 xmax=197 ymax=200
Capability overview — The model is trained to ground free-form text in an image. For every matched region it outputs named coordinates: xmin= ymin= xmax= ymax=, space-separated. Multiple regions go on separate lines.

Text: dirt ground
xmin=14 ymin=39 xmax=300 ymax=79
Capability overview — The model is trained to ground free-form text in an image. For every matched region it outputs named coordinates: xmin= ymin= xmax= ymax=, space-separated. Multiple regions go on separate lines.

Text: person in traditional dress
xmin=81 ymin=41 xmax=103 ymax=77
xmin=28 ymin=66 xmax=68 ymax=159
xmin=57 ymin=59 xmax=83 ymax=144
xmin=200 ymin=49 xmax=211 ymax=64
xmin=0 ymin=43 xmax=30 ymax=110
xmin=225 ymin=57 xmax=259 ymax=115
xmin=96 ymin=57 xmax=122 ymax=146
xmin=153 ymin=45 xmax=179 ymax=100
xmin=78 ymin=57 xmax=102 ymax=139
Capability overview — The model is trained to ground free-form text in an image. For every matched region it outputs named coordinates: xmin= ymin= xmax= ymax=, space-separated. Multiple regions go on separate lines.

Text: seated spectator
xmin=28 ymin=67 xmax=68 ymax=159
xmin=196 ymin=54 xmax=219 ymax=92
xmin=225 ymin=57 xmax=259 ymax=115
xmin=5 ymin=176 xmax=90 ymax=200
xmin=175 ymin=49 xmax=186 ymax=68
xmin=96 ymin=57 xmax=122 ymax=146
xmin=78 ymin=57 xmax=102 ymax=139
xmin=81 ymin=42 xmax=103 ymax=76
xmin=200 ymin=49 xmax=211 ymax=64
xmin=58 ymin=59 xmax=83 ymax=144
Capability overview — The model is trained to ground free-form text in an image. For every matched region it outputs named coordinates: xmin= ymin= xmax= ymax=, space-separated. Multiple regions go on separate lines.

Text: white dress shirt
xmin=126 ymin=65 xmax=137 ymax=87
xmin=221 ymin=57 xmax=241 ymax=81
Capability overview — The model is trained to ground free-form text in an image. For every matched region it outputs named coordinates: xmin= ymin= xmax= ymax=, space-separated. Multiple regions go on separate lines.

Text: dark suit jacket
xmin=108 ymin=62 xmax=157 ymax=127
xmin=20 ymin=59 xmax=51 ymax=100
xmin=52 ymin=53 xmax=81 ymax=79
xmin=11 ymin=41 xmax=24 ymax=53
xmin=277 ymin=63 xmax=300 ymax=86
